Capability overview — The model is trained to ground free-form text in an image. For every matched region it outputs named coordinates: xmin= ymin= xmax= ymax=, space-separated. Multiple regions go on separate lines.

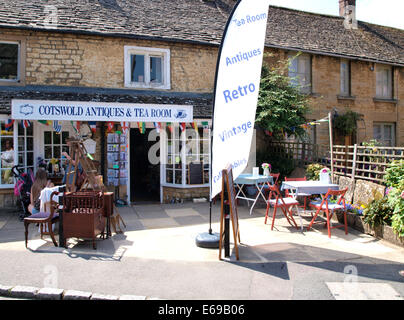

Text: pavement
xmin=0 ymin=200 xmax=404 ymax=300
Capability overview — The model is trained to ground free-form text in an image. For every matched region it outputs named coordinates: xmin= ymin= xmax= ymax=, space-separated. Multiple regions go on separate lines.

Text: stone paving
xmin=0 ymin=200 xmax=403 ymax=300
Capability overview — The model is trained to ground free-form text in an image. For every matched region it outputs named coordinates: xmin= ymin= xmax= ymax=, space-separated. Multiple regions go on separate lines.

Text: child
xmin=28 ymin=168 xmax=53 ymax=215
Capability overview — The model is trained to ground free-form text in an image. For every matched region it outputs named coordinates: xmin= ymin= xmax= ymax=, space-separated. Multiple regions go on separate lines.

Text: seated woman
xmin=28 ymin=168 xmax=54 ymax=215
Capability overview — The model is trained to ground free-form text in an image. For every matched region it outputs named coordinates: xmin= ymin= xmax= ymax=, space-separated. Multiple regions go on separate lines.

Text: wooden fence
xmin=332 ymin=144 xmax=404 ymax=184
xmin=268 ymin=140 xmax=329 ymax=167
xmin=269 ymin=140 xmax=404 ymax=185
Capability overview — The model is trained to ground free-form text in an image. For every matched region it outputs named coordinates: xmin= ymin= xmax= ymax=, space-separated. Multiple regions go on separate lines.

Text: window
xmin=0 ymin=36 xmax=26 ymax=85
xmin=0 ymin=42 xmax=19 ymax=81
xmin=340 ymin=59 xmax=351 ymax=96
xmin=376 ymin=65 xmax=393 ymax=99
xmin=373 ymin=122 xmax=395 ymax=147
xmin=17 ymin=121 xmax=34 ymax=175
xmin=288 ymin=53 xmax=311 ymax=94
xmin=163 ymin=123 xmax=210 ymax=186
xmin=43 ymin=130 xmax=70 ymax=175
xmin=124 ymin=46 xmax=170 ymax=89
xmin=0 ymin=120 xmax=15 ymax=187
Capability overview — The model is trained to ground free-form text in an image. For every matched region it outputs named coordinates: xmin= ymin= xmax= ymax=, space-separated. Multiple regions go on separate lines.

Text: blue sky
xmin=267 ymin=0 xmax=404 ymax=30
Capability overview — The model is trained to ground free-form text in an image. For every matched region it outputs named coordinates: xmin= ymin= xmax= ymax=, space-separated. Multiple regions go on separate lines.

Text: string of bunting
xmin=298 ymin=116 xmax=329 ymax=131
xmin=3 ymin=119 xmax=211 ymax=135
xmin=264 ymin=115 xmax=330 ymax=136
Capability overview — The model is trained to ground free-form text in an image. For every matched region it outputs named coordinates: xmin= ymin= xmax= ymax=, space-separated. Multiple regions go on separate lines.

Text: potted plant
xmin=261 ymin=162 xmax=271 ymax=176
xmin=319 ymin=167 xmax=331 ymax=183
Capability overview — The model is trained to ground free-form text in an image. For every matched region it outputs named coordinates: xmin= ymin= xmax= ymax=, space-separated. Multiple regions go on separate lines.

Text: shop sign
xmin=11 ymin=99 xmax=193 ymax=123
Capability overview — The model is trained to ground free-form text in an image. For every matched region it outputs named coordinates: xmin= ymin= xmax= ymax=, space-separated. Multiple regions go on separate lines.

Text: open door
xmin=129 ymin=128 xmax=160 ymax=203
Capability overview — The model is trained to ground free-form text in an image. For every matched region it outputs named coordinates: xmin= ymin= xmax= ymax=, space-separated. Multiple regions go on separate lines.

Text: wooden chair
xmin=284 ymin=177 xmax=312 ymax=212
xmin=24 ymin=191 xmax=60 ymax=248
xmin=265 ymin=184 xmax=299 ymax=231
xmin=307 ymin=187 xmax=348 ymax=238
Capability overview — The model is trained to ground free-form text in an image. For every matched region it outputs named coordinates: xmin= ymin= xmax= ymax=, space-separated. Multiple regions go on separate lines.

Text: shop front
xmin=5 ymin=98 xmax=211 ymax=204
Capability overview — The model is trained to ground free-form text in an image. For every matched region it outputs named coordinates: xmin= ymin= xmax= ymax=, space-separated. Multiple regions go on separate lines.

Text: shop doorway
xmin=130 ymin=128 xmax=160 ymax=203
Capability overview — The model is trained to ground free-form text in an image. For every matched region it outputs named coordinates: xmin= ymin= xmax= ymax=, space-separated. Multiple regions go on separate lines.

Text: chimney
xmin=339 ymin=0 xmax=358 ymax=29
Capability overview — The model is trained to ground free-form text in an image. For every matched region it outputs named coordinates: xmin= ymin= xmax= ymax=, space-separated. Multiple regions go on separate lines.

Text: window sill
xmin=161 ymin=183 xmax=209 ymax=189
xmin=0 ymin=79 xmax=24 ymax=86
xmin=124 ymin=83 xmax=171 ymax=90
xmin=337 ymin=95 xmax=356 ymax=100
xmin=373 ymin=98 xmax=398 ymax=104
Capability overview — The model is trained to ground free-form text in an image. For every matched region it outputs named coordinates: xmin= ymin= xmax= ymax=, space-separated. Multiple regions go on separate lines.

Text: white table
xmin=234 ymin=174 xmax=274 ymax=215
xmin=280 ymin=180 xmax=339 ymax=230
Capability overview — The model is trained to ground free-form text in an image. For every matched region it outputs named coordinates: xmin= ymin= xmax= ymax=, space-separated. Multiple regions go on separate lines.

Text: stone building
xmin=0 ymin=0 xmax=403 ymax=206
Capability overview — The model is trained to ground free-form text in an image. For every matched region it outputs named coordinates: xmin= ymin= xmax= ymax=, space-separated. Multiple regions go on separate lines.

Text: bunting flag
xmin=201 ymin=121 xmax=209 ymax=132
xmin=53 ymin=120 xmax=62 ymax=133
xmin=166 ymin=122 xmax=173 ymax=133
xmin=21 ymin=120 xmax=31 ymax=129
xmin=120 ymin=121 xmax=129 ymax=134
xmin=107 ymin=122 xmax=114 ymax=133
xmin=88 ymin=121 xmax=97 ymax=133
xmin=5 ymin=119 xmax=14 ymax=131
xmin=137 ymin=122 xmax=145 ymax=134
xmin=298 ymin=116 xmax=330 ymax=130
xmin=76 ymin=121 xmax=81 ymax=132
xmin=70 ymin=121 xmax=78 ymax=133
xmin=153 ymin=122 xmax=161 ymax=133
xmin=190 ymin=121 xmax=198 ymax=132
xmin=179 ymin=122 xmax=186 ymax=132
xmin=38 ymin=120 xmax=51 ymax=126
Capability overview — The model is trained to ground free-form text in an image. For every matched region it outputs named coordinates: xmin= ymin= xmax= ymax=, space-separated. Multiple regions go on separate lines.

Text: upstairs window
xmin=373 ymin=122 xmax=395 ymax=147
xmin=376 ymin=65 xmax=393 ymax=99
xmin=124 ymin=46 xmax=170 ymax=89
xmin=340 ymin=59 xmax=351 ymax=96
xmin=0 ymin=42 xmax=19 ymax=81
xmin=288 ymin=53 xmax=312 ymax=94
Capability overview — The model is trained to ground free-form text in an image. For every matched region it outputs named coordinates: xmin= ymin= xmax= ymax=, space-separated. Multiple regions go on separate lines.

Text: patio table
xmin=234 ymin=174 xmax=274 ymax=215
xmin=280 ymin=180 xmax=339 ymax=230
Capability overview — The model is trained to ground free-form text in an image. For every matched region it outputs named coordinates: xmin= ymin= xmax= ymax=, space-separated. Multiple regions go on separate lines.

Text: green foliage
xmin=383 ymin=160 xmax=404 ymax=188
xmin=305 ymin=163 xmax=326 ymax=180
xmin=256 ymin=149 xmax=295 ymax=179
xmin=361 ymin=139 xmax=383 ymax=148
xmin=362 ymin=197 xmax=394 ymax=228
xmin=256 ymin=55 xmax=310 ymax=139
xmin=333 ymin=109 xmax=363 ymax=137
xmin=387 ymin=180 xmax=404 ymax=237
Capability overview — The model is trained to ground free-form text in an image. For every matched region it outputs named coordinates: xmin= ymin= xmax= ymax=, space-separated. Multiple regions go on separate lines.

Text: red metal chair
xmin=307 ymin=187 xmax=348 ymax=238
xmin=270 ymin=173 xmax=280 ymax=186
xmin=284 ymin=177 xmax=312 ymax=211
xmin=265 ymin=184 xmax=299 ymax=231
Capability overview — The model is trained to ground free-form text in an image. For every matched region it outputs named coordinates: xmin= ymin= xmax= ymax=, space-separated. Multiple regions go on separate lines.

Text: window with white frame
xmin=17 ymin=121 xmax=34 ymax=175
xmin=0 ymin=120 xmax=15 ymax=186
xmin=124 ymin=46 xmax=170 ymax=89
xmin=0 ymin=42 xmax=19 ymax=81
xmin=288 ymin=53 xmax=312 ymax=94
xmin=376 ymin=65 xmax=393 ymax=99
xmin=163 ymin=123 xmax=210 ymax=186
xmin=340 ymin=59 xmax=351 ymax=96
xmin=373 ymin=122 xmax=395 ymax=147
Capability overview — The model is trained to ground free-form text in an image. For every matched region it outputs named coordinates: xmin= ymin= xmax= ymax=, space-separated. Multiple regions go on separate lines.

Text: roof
xmin=265 ymin=6 xmax=404 ymax=66
xmin=0 ymin=1 xmax=402 ymax=66
xmin=0 ymin=85 xmax=213 ymax=117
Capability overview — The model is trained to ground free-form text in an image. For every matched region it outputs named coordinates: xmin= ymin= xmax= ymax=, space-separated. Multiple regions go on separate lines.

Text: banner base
xmin=195 ymin=232 xmax=220 ymax=248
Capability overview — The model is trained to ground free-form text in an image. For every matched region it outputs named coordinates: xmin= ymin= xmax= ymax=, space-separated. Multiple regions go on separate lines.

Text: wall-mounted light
xmin=370 ymin=62 xmax=375 ymax=71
